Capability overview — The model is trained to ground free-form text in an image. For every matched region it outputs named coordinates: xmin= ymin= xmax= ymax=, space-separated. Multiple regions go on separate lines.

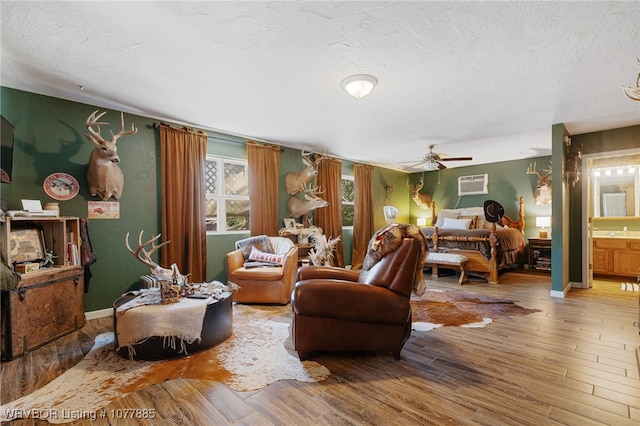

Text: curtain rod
xmin=149 ymin=122 xmax=285 ymax=151
xmin=149 ymin=122 xmax=248 ymax=145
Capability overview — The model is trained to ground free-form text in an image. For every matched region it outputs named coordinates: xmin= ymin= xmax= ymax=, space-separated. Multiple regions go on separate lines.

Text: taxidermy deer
xmin=407 ymin=176 xmax=433 ymax=209
xmin=527 ymin=161 xmax=552 ymax=205
xmin=288 ymin=183 xmax=328 ymax=218
xmin=85 ymin=110 xmax=137 ymax=201
xmin=285 ymin=149 xmax=326 ymax=195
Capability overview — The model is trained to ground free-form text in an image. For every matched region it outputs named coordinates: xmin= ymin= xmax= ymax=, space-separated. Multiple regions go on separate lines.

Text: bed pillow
xmin=460 ymin=207 xmax=487 ymax=229
xmin=441 ymin=217 xmax=472 ymax=230
xmin=247 ymin=246 xmax=285 ymax=265
xmin=435 ymin=209 xmax=461 ymax=228
xmin=459 ymin=215 xmax=479 ymax=229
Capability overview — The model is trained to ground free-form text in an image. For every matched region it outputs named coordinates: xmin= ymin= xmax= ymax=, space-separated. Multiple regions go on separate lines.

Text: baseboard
xmin=549 ymin=283 xmax=571 ymax=298
xmin=85 ymin=308 xmax=113 ymax=321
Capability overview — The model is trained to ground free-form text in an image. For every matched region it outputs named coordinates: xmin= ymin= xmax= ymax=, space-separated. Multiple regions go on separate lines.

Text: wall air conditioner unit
xmin=458 ymin=174 xmax=489 ymax=196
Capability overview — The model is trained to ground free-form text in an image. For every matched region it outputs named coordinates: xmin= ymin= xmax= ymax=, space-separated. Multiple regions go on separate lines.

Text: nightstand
xmin=528 ymin=238 xmax=551 ymax=273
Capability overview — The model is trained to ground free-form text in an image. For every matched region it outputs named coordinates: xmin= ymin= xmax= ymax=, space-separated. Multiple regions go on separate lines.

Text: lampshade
xmin=341 ymin=74 xmax=377 ymax=99
xmin=536 ymin=216 xmax=551 ymax=228
xmin=416 ymin=217 xmax=427 ymax=227
xmin=423 ymin=161 xmax=439 ymax=171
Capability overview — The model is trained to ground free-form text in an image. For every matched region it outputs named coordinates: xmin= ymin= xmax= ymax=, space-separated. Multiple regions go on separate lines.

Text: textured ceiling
xmin=2 ymin=1 xmax=639 ymax=171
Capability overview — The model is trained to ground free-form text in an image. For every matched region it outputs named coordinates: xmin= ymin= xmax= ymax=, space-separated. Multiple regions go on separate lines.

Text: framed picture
xmin=9 ymin=228 xmax=45 ymax=264
xmin=283 ymin=218 xmax=296 ymax=230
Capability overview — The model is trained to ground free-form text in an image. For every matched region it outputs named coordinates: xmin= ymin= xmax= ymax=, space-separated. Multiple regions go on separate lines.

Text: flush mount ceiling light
xmin=341 ymin=74 xmax=377 ymax=99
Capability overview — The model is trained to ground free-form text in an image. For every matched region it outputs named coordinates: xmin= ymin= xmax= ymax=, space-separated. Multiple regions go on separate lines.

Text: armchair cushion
xmin=247 ymin=246 xmax=285 ymax=265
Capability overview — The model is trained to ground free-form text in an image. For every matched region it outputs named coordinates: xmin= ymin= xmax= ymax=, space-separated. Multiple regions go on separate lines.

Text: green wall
xmin=409 ymin=157 xmax=553 ymax=240
xmin=1 ymin=87 xmax=407 ymax=311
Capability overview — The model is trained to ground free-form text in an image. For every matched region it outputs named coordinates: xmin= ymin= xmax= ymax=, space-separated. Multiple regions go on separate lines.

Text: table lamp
xmin=536 ymin=216 xmax=551 ymax=238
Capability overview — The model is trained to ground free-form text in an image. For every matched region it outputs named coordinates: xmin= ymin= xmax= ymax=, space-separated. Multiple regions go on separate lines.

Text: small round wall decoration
xmin=43 ymin=172 xmax=80 ymax=201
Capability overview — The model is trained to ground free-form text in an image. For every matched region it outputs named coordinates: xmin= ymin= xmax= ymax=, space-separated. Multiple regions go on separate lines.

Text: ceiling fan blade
xmin=402 ymin=161 xmax=426 ymax=169
xmin=441 ymin=156 xmax=473 ymax=162
xmin=437 ymin=161 xmax=447 ymax=170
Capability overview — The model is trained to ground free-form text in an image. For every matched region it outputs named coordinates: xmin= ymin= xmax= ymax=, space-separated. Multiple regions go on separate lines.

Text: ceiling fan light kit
xmin=341 ymin=74 xmax=377 ymax=99
xmin=423 ymin=161 xmax=440 ymax=171
xmin=405 ymin=144 xmax=473 ymax=171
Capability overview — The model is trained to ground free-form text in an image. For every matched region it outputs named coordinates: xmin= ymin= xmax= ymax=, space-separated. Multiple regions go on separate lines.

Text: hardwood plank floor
xmin=2 ymin=270 xmax=639 ymax=425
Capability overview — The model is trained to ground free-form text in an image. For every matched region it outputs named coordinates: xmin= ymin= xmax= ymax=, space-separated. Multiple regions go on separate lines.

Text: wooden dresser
xmin=1 ymin=216 xmax=86 ymax=360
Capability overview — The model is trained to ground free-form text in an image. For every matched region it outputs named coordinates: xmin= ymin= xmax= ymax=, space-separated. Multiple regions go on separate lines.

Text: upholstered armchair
xmin=291 ymin=237 xmax=423 ymax=360
xmin=226 ymin=235 xmax=298 ymax=304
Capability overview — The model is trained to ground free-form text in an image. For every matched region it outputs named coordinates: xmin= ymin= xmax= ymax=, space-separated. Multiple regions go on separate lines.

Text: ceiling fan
xmin=405 ymin=144 xmax=473 ymax=171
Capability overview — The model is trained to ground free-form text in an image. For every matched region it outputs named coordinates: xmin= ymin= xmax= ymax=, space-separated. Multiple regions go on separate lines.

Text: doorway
xmin=581 ymin=148 xmax=640 ymax=289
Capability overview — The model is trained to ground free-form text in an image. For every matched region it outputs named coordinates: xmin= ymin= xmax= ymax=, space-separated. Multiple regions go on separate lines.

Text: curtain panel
xmin=247 ymin=141 xmax=281 ymax=236
xmin=159 ymin=124 xmax=207 ymax=282
xmin=351 ymin=163 xmax=374 ymax=269
xmin=316 ymin=157 xmax=344 ymax=267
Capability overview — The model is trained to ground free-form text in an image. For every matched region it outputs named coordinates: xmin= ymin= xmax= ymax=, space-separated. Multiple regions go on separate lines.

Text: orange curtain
xmin=247 ymin=141 xmax=281 ymax=236
xmin=316 ymin=157 xmax=344 ymax=267
xmin=351 ymin=163 xmax=374 ymax=269
xmin=159 ymin=124 xmax=207 ymax=282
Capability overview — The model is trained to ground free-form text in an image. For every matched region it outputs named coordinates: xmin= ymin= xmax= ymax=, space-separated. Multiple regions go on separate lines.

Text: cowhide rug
xmin=1 ymin=304 xmax=329 ymax=424
xmin=411 ymin=289 xmax=540 ymax=331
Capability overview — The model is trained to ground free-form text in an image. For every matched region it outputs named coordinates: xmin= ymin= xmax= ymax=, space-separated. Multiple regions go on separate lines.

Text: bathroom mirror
xmin=589 ymin=153 xmax=640 ymax=217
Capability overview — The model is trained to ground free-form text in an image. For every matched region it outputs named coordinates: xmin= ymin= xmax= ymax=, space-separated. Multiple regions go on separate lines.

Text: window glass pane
xmin=224 ymin=163 xmax=248 ymax=196
xmin=341 ymin=178 xmax=355 ymax=203
xmin=342 ymin=204 xmax=354 ymax=227
xmin=226 ymin=199 xmax=250 ymax=230
xmin=205 ymin=197 xmax=217 ymax=231
xmin=205 ymin=160 xmax=218 ymax=195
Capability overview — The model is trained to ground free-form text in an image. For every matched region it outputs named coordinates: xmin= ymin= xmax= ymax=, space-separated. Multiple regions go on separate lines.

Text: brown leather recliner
xmin=291 ymin=238 xmax=422 ymax=360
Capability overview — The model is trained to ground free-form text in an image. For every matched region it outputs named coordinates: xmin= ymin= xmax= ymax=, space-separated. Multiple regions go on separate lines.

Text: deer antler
xmin=85 ymin=110 xmax=137 ymax=145
xmin=526 ymin=162 xmax=540 ymax=177
xmin=125 ymin=231 xmax=170 ymax=270
xmin=407 ymin=176 xmax=424 ymax=192
xmin=301 ymin=182 xmax=325 ymax=196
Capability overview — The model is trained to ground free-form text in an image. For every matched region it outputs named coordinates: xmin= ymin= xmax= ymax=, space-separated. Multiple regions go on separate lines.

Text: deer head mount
xmin=527 ymin=161 xmax=552 ymax=206
xmin=407 ymin=176 xmax=433 ymax=209
xmin=285 ymin=149 xmax=327 ymax=195
xmin=85 ymin=110 xmax=137 ymax=201
xmin=287 ymin=182 xmax=328 ymax=218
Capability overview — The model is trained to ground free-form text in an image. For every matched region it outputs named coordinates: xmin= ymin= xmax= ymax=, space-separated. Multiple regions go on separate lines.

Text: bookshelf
xmin=528 ymin=238 xmax=551 ymax=273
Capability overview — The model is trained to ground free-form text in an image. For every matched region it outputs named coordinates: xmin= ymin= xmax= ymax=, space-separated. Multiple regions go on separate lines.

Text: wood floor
xmin=2 ymin=270 xmax=639 ymax=425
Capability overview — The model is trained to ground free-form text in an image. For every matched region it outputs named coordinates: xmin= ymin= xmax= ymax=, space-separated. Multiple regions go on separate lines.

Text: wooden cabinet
xmin=1 ymin=217 xmax=86 ymax=360
xmin=528 ymin=238 xmax=551 ymax=273
xmin=592 ymin=238 xmax=640 ymax=278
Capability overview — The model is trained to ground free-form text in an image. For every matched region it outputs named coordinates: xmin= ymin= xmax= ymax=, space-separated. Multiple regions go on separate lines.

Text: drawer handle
xmin=18 ymin=286 xmax=27 ymax=302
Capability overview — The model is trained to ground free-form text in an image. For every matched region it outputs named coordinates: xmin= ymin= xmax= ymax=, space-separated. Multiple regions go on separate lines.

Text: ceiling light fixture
xmin=423 ymin=161 xmax=439 ymax=171
xmin=341 ymin=74 xmax=377 ymax=99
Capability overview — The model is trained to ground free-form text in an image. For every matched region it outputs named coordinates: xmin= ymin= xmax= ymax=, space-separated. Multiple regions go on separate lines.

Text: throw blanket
xmin=362 ymin=223 xmax=428 ymax=295
xmin=116 ymin=293 xmax=211 ymax=358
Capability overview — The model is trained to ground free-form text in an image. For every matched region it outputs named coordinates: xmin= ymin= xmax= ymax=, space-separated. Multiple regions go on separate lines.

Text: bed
xmin=422 ymin=196 xmax=525 ymax=284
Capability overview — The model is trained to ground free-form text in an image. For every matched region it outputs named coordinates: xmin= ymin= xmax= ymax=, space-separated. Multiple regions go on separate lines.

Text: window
xmin=341 ymin=175 xmax=355 ymax=227
xmin=205 ymin=155 xmax=250 ymax=232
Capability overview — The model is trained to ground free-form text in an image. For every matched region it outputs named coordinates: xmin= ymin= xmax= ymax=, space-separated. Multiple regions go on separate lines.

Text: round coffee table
xmin=113 ymin=291 xmax=233 ymax=360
